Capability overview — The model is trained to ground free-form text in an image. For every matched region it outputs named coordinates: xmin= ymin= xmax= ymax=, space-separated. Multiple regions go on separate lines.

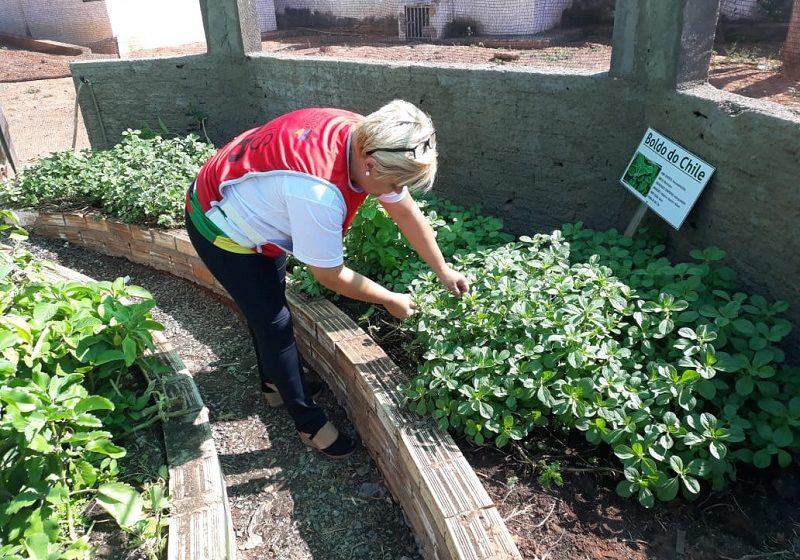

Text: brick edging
xmin=23 ymin=211 xmax=522 ymax=560
xmin=37 ymin=257 xmax=236 ymax=560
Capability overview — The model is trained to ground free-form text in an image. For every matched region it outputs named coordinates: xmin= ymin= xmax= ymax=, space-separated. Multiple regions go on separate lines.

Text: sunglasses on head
xmin=366 ymin=133 xmax=436 ymax=159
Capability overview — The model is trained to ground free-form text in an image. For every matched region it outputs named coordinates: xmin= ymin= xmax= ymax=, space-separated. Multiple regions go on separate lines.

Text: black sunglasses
xmin=366 ymin=133 xmax=436 ymax=159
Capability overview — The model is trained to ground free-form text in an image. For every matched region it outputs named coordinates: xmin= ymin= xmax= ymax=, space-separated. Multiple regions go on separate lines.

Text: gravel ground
xmin=20 ymin=235 xmax=422 ymax=560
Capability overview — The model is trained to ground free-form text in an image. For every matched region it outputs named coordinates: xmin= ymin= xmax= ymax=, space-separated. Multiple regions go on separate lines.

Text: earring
xmin=365 ymin=170 xmax=370 ymax=176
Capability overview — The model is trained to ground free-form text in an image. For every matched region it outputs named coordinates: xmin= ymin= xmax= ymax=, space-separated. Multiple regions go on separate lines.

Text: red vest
xmin=195 ymin=108 xmax=368 ymax=256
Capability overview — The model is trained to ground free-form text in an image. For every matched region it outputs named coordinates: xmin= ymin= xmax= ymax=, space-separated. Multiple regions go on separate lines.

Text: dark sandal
xmin=298 ymin=422 xmax=355 ymax=459
xmin=261 ymin=380 xmax=323 ymax=408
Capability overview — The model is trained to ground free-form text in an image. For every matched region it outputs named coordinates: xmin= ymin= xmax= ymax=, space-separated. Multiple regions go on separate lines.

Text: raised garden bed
xmin=17 ymin=210 xmax=522 ymax=560
xmin=5 ymin=125 xmax=797 ymax=558
xmin=14 ymin=208 xmax=800 ymax=559
xmin=33 ymin=255 xmax=235 ymax=560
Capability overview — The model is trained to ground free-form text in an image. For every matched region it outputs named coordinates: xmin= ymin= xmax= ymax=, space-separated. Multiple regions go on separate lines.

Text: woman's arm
xmin=380 ymin=195 xmax=469 ymax=297
xmin=308 ymin=264 xmax=415 ymax=319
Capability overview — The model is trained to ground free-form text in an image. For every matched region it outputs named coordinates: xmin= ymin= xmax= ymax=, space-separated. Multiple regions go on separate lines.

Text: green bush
xmin=0 ymin=210 xmax=171 ymax=558
xmin=0 ymin=130 xmax=214 ymax=228
xmin=402 ymin=224 xmax=798 ymax=507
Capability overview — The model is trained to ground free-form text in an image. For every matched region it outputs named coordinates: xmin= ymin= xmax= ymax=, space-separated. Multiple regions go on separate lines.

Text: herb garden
xmin=1 ymin=131 xmax=798 ymax=559
xmin=0 ymin=210 xmax=172 ymax=559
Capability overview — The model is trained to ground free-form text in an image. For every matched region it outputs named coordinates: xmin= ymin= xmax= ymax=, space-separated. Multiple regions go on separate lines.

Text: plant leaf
xmin=96 ymin=482 xmax=144 ymax=529
xmin=122 ymin=336 xmax=137 ymax=367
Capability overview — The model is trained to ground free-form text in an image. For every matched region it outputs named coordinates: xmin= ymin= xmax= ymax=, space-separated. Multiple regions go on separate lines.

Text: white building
xmin=0 ymin=0 xmax=210 ymax=55
xmin=273 ymin=0 xmax=575 ymax=39
xmin=0 ymin=0 xmax=575 ymax=55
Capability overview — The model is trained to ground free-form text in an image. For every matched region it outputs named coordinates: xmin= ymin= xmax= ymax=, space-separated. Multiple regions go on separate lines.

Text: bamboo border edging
xmin=35 ymin=255 xmax=236 ymax=560
xmin=23 ymin=210 xmax=523 ymax=560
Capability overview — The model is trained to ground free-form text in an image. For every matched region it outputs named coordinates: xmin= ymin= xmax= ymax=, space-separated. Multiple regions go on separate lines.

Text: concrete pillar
xmin=677 ymin=0 xmax=722 ymax=85
xmin=610 ymin=0 xmax=721 ymax=88
xmin=785 ymin=0 xmax=800 ymax=79
xmin=199 ymin=0 xmax=261 ymax=56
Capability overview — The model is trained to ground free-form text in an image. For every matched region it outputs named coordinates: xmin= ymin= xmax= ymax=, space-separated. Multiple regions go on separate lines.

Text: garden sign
xmin=620 ymin=128 xmax=715 ymax=230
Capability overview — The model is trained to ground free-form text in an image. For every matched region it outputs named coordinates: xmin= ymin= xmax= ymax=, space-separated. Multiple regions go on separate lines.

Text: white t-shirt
xmin=211 ymin=170 xmax=407 ymax=267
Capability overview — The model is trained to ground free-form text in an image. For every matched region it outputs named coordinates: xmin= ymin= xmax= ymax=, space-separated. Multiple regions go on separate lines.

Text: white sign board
xmin=620 ymin=128 xmax=716 ymax=229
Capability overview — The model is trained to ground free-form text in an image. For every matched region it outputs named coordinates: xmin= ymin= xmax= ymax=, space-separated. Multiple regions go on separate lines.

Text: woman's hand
xmin=384 ymin=292 xmax=417 ymax=319
xmin=437 ymin=266 xmax=470 ymax=298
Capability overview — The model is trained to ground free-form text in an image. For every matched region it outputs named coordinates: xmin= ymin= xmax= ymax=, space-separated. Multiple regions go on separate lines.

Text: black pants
xmin=185 ymin=210 xmax=327 ymax=434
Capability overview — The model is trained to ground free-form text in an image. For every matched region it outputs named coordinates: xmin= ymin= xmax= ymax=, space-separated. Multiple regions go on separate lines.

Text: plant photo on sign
xmin=623 ymin=152 xmax=662 ymax=197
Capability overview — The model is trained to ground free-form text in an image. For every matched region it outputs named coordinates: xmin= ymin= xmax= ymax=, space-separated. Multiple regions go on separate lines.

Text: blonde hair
xmin=353 ymin=99 xmax=437 ymax=192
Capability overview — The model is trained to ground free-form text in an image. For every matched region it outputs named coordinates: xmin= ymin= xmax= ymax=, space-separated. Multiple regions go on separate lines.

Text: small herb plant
xmin=0 ymin=210 xmax=173 ymax=559
xmin=0 ymin=130 xmax=214 ymax=228
xmin=536 ymin=460 xmax=564 ymax=490
xmin=403 ymin=224 xmax=798 ymax=507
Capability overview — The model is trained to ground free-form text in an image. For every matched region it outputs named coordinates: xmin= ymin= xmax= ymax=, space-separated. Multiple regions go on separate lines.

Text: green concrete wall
xmin=71 ymin=55 xmax=261 ymax=148
xmin=72 ymin=56 xmax=645 ymax=236
xmin=645 ymin=85 xmax=800 ymax=337
xmin=246 ymin=58 xmax=646 ymax=234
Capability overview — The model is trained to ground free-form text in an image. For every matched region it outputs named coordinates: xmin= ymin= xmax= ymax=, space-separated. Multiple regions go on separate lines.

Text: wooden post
xmin=624 ymin=201 xmax=649 ymax=237
xmin=0 ymin=104 xmax=20 ymax=177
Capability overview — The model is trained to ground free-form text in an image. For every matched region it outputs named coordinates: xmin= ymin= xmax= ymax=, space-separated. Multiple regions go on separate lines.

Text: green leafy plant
xmin=0 ymin=210 xmax=173 ymax=558
xmin=402 ymin=223 xmax=798 ymax=507
xmin=536 ymin=460 xmax=564 ymax=490
xmin=290 ymin=194 xmax=513 ymax=294
xmin=0 ymin=130 xmax=214 ymax=227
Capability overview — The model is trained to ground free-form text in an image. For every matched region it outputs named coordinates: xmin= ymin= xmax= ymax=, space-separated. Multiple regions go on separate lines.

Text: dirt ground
xmin=0 ymin=78 xmax=90 ymax=163
xmin=463 ymin=434 xmax=800 ymax=560
xmin=21 ymin=235 xmax=422 ymax=560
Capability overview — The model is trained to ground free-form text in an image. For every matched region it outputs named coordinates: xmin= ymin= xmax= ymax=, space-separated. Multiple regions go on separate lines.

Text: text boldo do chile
xmin=645 ymin=132 xmax=707 ymax=182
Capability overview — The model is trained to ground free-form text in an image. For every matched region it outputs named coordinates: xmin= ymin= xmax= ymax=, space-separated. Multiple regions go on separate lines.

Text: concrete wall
xmin=258 ymin=61 xmax=642 ymax=234
xmin=71 ymin=55 xmax=250 ymax=146
xmin=0 ymin=0 xmax=29 ymax=36
xmin=452 ymin=0 xmax=573 ymax=35
xmin=71 ymin=55 xmax=637 ymax=236
xmin=645 ymin=85 xmax=800 ymax=327
xmin=70 ymin=0 xmax=800 ymax=353
xmin=273 ymin=0 xmax=572 ymax=36
xmin=274 ymin=0 xmax=400 ymax=19
xmin=255 ymin=0 xmax=278 ymax=32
